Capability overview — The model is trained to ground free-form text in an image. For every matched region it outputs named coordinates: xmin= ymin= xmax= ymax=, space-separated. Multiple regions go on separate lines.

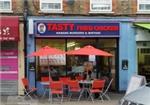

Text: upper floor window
xmin=90 ymin=0 xmax=112 ymax=13
xmin=40 ymin=0 xmax=63 ymax=13
xmin=137 ymin=0 xmax=150 ymax=13
xmin=0 ymin=0 xmax=12 ymax=12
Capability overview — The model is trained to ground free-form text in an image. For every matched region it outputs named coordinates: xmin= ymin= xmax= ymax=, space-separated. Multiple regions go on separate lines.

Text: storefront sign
xmin=35 ymin=21 xmax=119 ymax=37
xmin=0 ymin=50 xmax=18 ymax=56
xmin=0 ymin=50 xmax=18 ymax=80
xmin=0 ymin=16 xmax=19 ymax=41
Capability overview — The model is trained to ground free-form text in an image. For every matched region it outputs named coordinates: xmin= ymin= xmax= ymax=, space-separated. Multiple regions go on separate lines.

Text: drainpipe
xmin=24 ymin=0 xmax=28 ymax=78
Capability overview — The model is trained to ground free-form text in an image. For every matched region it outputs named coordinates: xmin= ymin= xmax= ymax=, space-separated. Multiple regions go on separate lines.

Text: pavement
xmin=0 ymin=92 xmax=124 ymax=105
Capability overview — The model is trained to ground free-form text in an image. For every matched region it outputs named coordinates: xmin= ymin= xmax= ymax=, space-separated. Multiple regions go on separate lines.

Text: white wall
xmin=136 ymin=28 xmax=150 ymax=41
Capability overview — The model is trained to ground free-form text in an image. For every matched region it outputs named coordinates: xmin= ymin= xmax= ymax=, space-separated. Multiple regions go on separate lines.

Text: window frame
xmin=89 ymin=0 xmax=113 ymax=13
xmin=137 ymin=0 xmax=150 ymax=13
xmin=0 ymin=0 xmax=12 ymax=13
xmin=39 ymin=0 xmax=63 ymax=13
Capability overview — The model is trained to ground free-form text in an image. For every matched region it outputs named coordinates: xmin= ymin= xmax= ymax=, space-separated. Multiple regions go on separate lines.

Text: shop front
xmin=27 ymin=17 xmax=137 ymax=93
xmin=135 ymin=23 xmax=150 ymax=82
xmin=0 ymin=16 xmax=19 ymax=95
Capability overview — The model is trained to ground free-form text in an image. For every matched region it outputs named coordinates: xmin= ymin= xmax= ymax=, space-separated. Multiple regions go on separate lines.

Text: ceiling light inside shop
xmin=75 ymin=47 xmax=80 ymax=50
xmin=67 ymin=42 xmax=76 ymax=47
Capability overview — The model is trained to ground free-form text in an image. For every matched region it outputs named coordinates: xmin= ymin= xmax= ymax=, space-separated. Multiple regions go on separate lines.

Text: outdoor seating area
xmin=21 ymin=45 xmax=114 ymax=103
xmin=21 ymin=77 xmax=113 ymax=104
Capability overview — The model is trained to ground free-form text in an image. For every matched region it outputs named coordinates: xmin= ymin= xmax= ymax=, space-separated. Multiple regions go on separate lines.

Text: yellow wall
xmin=18 ymin=23 xmax=25 ymax=95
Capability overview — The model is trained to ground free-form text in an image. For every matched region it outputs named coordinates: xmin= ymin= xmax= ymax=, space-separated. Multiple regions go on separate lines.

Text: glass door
xmin=97 ymin=39 xmax=117 ymax=91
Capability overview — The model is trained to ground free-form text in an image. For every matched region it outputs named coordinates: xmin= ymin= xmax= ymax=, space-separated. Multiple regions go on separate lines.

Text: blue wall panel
xmin=36 ymin=82 xmax=46 ymax=95
xmin=119 ymin=22 xmax=137 ymax=91
xmin=27 ymin=29 xmax=36 ymax=88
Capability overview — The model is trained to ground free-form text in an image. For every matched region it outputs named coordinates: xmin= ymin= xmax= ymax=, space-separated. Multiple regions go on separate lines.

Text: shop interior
xmin=35 ymin=38 xmax=117 ymax=90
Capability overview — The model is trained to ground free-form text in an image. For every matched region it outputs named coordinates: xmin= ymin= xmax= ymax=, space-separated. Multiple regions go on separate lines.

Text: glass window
xmin=1 ymin=41 xmax=18 ymax=50
xmin=90 ymin=0 xmax=112 ymax=12
xmin=138 ymin=47 xmax=150 ymax=82
xmin=35 ymin=38 xmax=117 ymax=89
xmin=36 ymin=39 xmax=66 ymax=80
xmin=0 ymin=0 xmax=12 ymax=12
xmin=40 ymin=0 xmax=63 ymax=12
xmin=67 ymin=39 xmax=96 ymax=67
xmin=137 ymin=0 xmax=150 ymax=12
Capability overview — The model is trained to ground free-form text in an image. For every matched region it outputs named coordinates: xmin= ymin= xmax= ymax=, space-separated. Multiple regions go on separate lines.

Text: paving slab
xmin=0 ymin=92 xmax=124 ymax=105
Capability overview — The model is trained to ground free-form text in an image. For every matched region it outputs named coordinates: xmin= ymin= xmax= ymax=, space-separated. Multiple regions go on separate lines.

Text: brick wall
xmin=1 ymin=0 xmax=150 ymax=21
xmin=12 ymin=0 xmax=24 ymax=14
xmin=28 ymin=0 xmax=40 ymax=16
xmin=131 ymin=0 xmax=137 ymax=14
xmin=25 ymin=0 xmax=150 ymax=17
xmin=1 ymin=0 xmax=150 ymax=17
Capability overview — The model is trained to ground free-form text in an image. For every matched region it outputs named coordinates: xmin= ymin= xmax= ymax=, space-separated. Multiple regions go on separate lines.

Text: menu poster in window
xmin=40 ymin=54 xmax=66 ymax=65
xmin=89 ymin=55 xmax=96 ymax=66
xmin=125 ymin=75 xmax=147 ymax=95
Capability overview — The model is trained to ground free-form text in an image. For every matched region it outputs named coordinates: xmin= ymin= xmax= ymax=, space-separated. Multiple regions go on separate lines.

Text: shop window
xmin=0 ymin=0 xmax=12 ymax=12
xmin=36 ymin=39 xmax=66 ymax=80
xmin=89 ymin=0 xmax=112 ymax=13
xmin=137 ymin=0 xmax=150 ymax=13
xmin=1 ymin=41 xmax=17 ymax=50
xmin=40 ymin=0 xmax=63 ymax=13
xmin=144 ymin=55 xmax=150 ymax=65
xmin=141 ymin=48 xmax=150 ymax=54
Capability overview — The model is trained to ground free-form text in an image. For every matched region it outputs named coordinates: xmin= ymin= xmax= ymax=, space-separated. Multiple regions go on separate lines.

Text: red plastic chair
xmin=49 ymin=81 xmax=63 ymax=103
xmin=101 ymin=78 xmax=113 ymax=100
xmin=21 ymin=78 xmax=37 ymax=100
xmin=89 ymin=79 xmax=105 ymax=103
xmin=75 ymin=75 xmax=83 ymax=81
xmin=67 ymin=80 xmax=82 ymax=101
xmin=41 ymin=76 xmax=50 ymax=82
xmin=59 ymin=77 xmax=71 ymax=96
xmin=59 ymin=77 xmax=70 ymax=85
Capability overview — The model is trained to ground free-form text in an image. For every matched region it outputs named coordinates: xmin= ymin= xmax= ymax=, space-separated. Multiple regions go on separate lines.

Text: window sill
xmin=0 ymin=10 xmax=13 ymax=13
xmin=39 ymin=10 xmax=64 ymax=14
xmin=136 ymin=11 xmax=150 ymax=14
xmin=89 ymin=11 xmax=114 ymax=14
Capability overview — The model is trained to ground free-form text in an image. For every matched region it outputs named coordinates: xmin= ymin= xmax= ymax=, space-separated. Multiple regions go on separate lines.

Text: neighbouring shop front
xmin=0 ymin=16 xmax=19 ymax=95
xmin=27 ymin=17 xmax=137 ymax=93
xmin=135 ymin=23 xmax=150 ymax=82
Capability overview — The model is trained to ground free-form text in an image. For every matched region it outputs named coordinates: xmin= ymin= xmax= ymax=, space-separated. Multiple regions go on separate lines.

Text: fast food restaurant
xmin=27 ymin=17 xmax=136 ymax=93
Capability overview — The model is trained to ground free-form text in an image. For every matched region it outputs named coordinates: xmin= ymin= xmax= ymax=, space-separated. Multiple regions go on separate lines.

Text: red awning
xmin=28 ymin=46 xmax=65 ymax=57
xmin=66 ymin=45 xmax=113 ymax=56
xmin=0 ymin=16 xmax=19 ymax=41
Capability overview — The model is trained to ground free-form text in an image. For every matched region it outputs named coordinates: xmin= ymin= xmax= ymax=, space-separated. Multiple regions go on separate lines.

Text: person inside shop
xmin=83 ymin=61 xmax=94 ymax=80
xmin=40 ymin=66 xmax=49 ymax=80
xmin=50 ymin=66 xmax=59 ymax=81
xmin=100 ymin=65 xmax=112 ymax=88
xmin=40 ymin=66 xmax=49 ymax=76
